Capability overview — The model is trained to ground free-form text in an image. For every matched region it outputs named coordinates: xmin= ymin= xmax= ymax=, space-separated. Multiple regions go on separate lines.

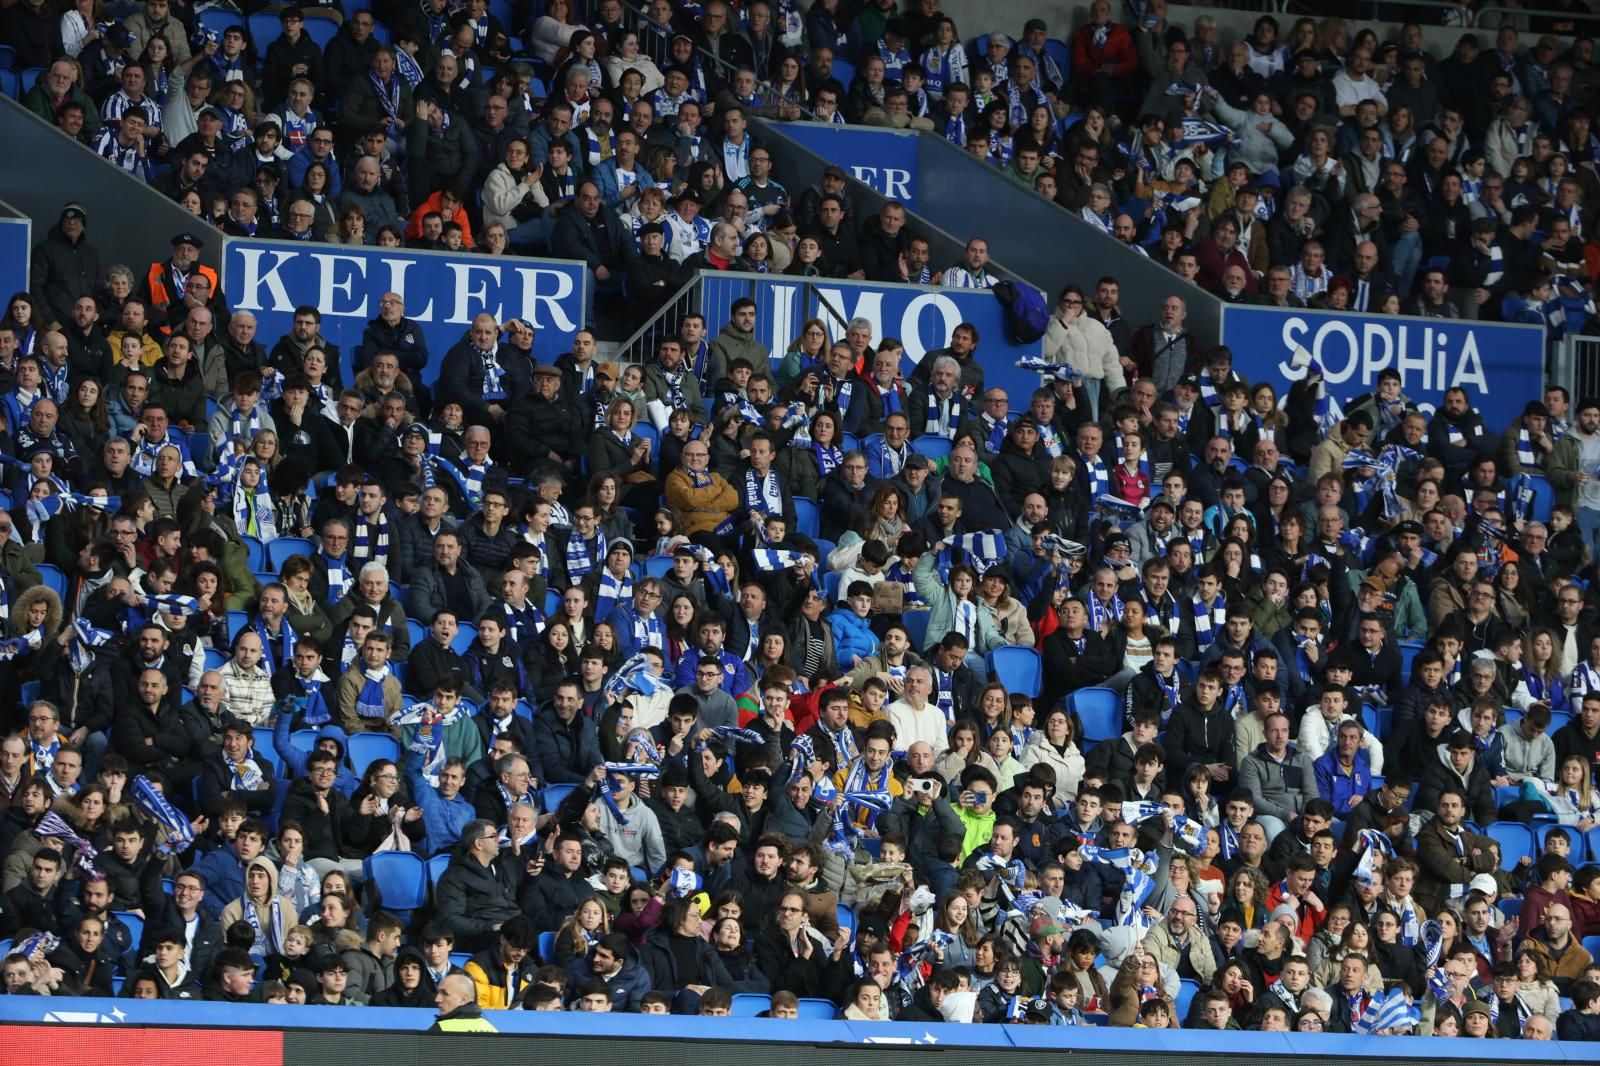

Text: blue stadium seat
xmin=346 ymin=733 xmax=401 ymax=777
xmin=902 ymin=609 xmax=930 ymax=650
xmin=542 ymin=782 xmax=576 ymax=812
xmin=910 ymin=435 xmax=952 ymax=462
xmin=407 ymin=619 xmax=427 ymax=649
xmin=450 ymin=621 xmax=477 ymax=654
xmin=267 ymin=536 xmax=315 ymax=570
xmin=644 ymin=555 xmax=674 ymax=580
xmin=823 ymin=570 xmax=841 ymax=603
xmin=252 ymin=728 xmax=284 ymax=776
xmin=836 ymin=903 xmax=855 ymax=937
xmin=426 ymin=852 xmax=451 ymax=887
xmin=449 ymin=952 xmax=473 ymax=971
xmin=114 ymin=911 xmax=144 ymax=951
xmin=1548 ymin=710 xmax=1571 ymax=734
xmin=1072 ymin=687 xmax=1121 ymax=741
xmin=796 ymin=998 xmax=838 ymax=1019
xmin=1175 ymin=977 xmax=1200 ymax=1023
xmin=0 ymin=44 xmax=15 ymax=68
xmin=302 ymin=13 xmax=340 ymax=49
xmin=18 ymin=66 xmax=43 ymax=93
xmin=1486 ymin=822 xmax=1533 ymax=871
xmin=1396 ymin=640 xmax=1424 ymax=683
xmin=225 ymin=610 xmax=249 ymax=643
xmin=247 ymin=11 xmax=284 ymax=49
xmin=1498 ymin=897 xmax=1521 ymax=921
xmin=240 ymin=534 xmax=266 ymax=572
xmin=363 ymin=852 xmax=428 ymax=919
xmin=34 ymin=562 xmax=67 ymax=599
xmin=203 ymin=648 xmax=228 ymax=671
xmin=1583 ymin=935 xmax=1600 ymax=961
xmin=538 ymin=930 xmax=556 ymax=962
xmin=793 ymin=498 xmax=819 ymax=537
xmin=19 ymin=681 xmax=38 ymax=710
xmin=1587 ymin=825 xmax=1600 ymax=863
xmin=729 ymin=992 xmax=768 ymax=1016
xmin=1361 ymin=705 xmax=1392 ymax=741
xmin=198 ymin=9 xmax=238 ymax=40
xmin=0 ymin=70 xmax=18 ymax=99
xmin=987 ymin=646 xmax=1042 ymax=698
xmin=832 ymin=56 xmax=854 ymax=89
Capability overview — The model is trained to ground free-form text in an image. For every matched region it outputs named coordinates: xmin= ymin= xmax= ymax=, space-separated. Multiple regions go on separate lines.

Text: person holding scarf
xmin=738 ymin=432 xmax=796 ymax=541
xmin=833 ymin=728 xmax=902 ymax=830
xmin=219 ymin=855 xmax=293 ymax=963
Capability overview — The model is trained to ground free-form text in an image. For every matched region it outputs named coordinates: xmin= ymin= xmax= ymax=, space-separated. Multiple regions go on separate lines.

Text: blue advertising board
xmin=1220 ymin=305 xmax=1545 ymax=427
xmin=698 ymin=272 xmax=1039 ymax=401
xmin=222 ymin=238 xmax=589 ymax=383
xmin=0 ymin=214 xmax=30 ymax=301
xmin=777 ymin=123 xmax=919 ymax=209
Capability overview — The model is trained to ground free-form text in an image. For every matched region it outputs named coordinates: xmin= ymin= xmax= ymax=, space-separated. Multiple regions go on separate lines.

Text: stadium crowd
xmin=3 ymin=0 xmax=1600 ymax=1044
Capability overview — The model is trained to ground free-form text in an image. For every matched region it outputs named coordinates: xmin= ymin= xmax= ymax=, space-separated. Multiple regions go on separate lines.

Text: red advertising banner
xmin=0 ymin=1024 xmax=282 ymax=1066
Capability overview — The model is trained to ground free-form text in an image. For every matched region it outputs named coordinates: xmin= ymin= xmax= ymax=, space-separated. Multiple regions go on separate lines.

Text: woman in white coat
xmin=1041 ymin=284 xmax=1124 ymax=418
xmin=1018 ymin=705 xmax=1086 ymax=797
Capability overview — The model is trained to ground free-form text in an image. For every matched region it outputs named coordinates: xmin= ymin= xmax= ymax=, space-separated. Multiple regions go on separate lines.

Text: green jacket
xmin=705 ymin=323 xmax=770 ymax=382
xmin=0 ymin=540 xmax=41 ymax=595
xmin=1343 ymin=568 xmax=1427 ymax=642
xmin=911 ymin=552 xmax=1003 ymax=655
xmin=1546 ymin=432 xmax=1587 ymax=511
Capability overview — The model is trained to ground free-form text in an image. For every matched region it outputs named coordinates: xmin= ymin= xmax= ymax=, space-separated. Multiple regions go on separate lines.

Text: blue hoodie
xmin=826 ymin=606 xmax=879 ymax=669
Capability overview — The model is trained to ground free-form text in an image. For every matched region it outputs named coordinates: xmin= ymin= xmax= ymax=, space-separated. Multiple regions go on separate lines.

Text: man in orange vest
xmin=140 ymin=233 xmax=221 ymax=336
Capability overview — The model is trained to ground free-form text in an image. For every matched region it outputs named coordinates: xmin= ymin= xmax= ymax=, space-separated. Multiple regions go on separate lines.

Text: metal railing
xmin=1266 ymin=0 xmax=1600 ymax=29
xmin=1551 ymin=333 xmax=1600 ymax=403
xmin=612 ymin=273 xmax=705 ymax=367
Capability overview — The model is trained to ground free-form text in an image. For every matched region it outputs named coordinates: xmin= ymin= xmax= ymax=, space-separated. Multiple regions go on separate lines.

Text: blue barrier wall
xmin=222 ymin=238 xmax=589 ymax=384
xmin=776 ymin=123 xmax=921 ymax=209
xmin=0 ymin=209 xmax=29 ymax=301
xmin=0 ymin=995 xmax=1589 ymax=1057
xmin=1219 ymin=305 xmax=1545 ymax=427
xmin=698 ymin=271 xmax=1041 ymax=401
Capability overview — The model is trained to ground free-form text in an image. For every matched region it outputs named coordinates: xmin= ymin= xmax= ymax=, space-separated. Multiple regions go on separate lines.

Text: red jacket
xmin=1071 ymin=23 xmax=1138 ymax=81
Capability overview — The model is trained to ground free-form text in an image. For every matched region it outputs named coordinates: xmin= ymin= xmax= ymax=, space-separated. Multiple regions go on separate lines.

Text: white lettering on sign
xmin=228 ymin=246 xmax=582 ymax=331
xmin=1274 ymin=316 xmax=1487 ymax=394
xmin=847 ymin=166 xmax=914 ymax=202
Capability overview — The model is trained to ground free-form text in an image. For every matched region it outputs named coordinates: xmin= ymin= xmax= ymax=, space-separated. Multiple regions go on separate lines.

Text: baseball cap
xmin=1393 ymin=520 xmax=1423 ymax=537
xmin=904 ymin=452 xmax=932 ymax=470
xmin=532 ymin=364 xmax=562 ymax=378
xmin=170 ymin=232 xmax=204 ymax=249
xmin=60 ymin=202 xmax=87 ymax=223
xmin=638 ymin=221 xmax=665 ymax=237
xmin=1468 ymin=873 xmax=1499 ymax=897
xmin=822 ymin=164 xmax=848 ymax=181
xmin=1176 ymin=373 xmax=1201 ymax=390
xmin=670 ymin=187 xmax=701 ymax=205
xmin=197 ymin=104 xmax=225 ymax=122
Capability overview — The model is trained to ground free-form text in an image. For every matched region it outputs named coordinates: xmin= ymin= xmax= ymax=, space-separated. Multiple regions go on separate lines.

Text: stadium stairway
xmin=0 ymin=95 xmax=227 ymax=284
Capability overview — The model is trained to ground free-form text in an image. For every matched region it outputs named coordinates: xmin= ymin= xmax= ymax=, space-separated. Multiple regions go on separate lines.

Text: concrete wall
xmin=0 ymin=96 xmax=226 ymax=285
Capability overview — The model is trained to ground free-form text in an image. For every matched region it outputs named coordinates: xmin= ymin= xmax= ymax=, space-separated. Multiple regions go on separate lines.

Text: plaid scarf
xmin=351 ymin=510 xmax=391 ymax=570
xmin=565 ymin=529 xmax=605 ymax=584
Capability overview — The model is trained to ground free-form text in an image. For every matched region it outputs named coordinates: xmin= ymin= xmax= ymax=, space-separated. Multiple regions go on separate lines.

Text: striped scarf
xmin=1085 ymin=592 xmax=1123 ymax=634
xmin=233 ymin=485 xmax=278 ymax=541
xmin=1191 ymin=593 xmax=1225 ymax=651
xmin=351 ymin=511 xmax=391 ymax=569
xmin=841 ymin=756 xmax=893 ymax=829
xmin=743 ymin=468 xmax=783 ymax=516
xmin=565 ymin=529 xmax=605 ymax=584
xmin=243 ymin=895 xmax=286 ymax=959
xmin=355 ymin=665 xmax=391 ymax=720
xmin=1479 ymin=241 xmax=1505 ymax=286
xmin=321 ymin=554 xmax=352 ymax=599
xmin=1079 ymin=452 xmax=1108 ymax=497
xmin=596 ymin=569 xmax=634 ymax=620
xmin=254 ymin=617 xmax=296 ymax=676
xmin=923 ymin=389 xmax=964 ymax=439
xmin=1516 ymin=427 xmax=1540 ymax=468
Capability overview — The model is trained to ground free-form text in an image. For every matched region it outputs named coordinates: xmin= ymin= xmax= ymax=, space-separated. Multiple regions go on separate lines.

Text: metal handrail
xmin=610 ymin=273 xmax=704 ymax=367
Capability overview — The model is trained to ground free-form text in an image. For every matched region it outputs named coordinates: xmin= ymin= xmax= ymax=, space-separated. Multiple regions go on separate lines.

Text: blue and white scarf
xmin=1191 ymin=593 xmax=1225 ymax=652
xmin=351 ymin=511 xmax=390 ymax=569
xmin=743 ymin=468 xmax=784 ymax=517
xmin=354 ymin=665 xmax=391 ymax=721
xmin=565 ymin=528 xmax=605 ymax=584
xmin=923 ymin=390 xmax=965 ymax=439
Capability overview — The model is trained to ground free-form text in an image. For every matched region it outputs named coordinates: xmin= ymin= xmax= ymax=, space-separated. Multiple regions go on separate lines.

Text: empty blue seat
xmin=302 ymin=13 xmax=340 ymax=49
xmin=34 ymin=562 xmax=67 ymax=599
xmin=1175 ymin=977 xmax=1200 ymax=1023
xmin=541 ymin=782 xmax=576 ymax=812
xmin=729 ymin=992 xmax=769 ymax=1016
xmin=901 ymin=609 xmax=930 ymax=650
xmin=363 ymin=852 xmax=428 ymax=918
xmin=910 ymin=435 xmax=952 ymax=462
xmin=538 ymin=930 xmax=556 ymax=962
xmin=226 ymin=610 xmax=249 ymax=642
xmin=1485 ymin=821 xmax=1533 ymax=871
xmin=240 ymin=534 xmax=266 ymax=571
xmin=644 ymin=555 xmax=674 ymax=580
xmin=796 ymin=997 xmax=838 ymax=1019
xmin=346 ymin=733 xmax=400 ymax=777
xmin=1072 ymin=687 xmax=1121 ymax=742
xmin=793 ymin=498 xmax=819 ymax=537
xmin=987 ymin=646 xmax=1042 ymax=698
xmin=426 ymin=852 xmax=451 ymax=887
xmin=267 ymin=536 xmax=315 ymax=570
xmin=252 ymin=728 xmax=284 ymax=776
xmin=450 ymin=621 xmax=477 ymax=654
